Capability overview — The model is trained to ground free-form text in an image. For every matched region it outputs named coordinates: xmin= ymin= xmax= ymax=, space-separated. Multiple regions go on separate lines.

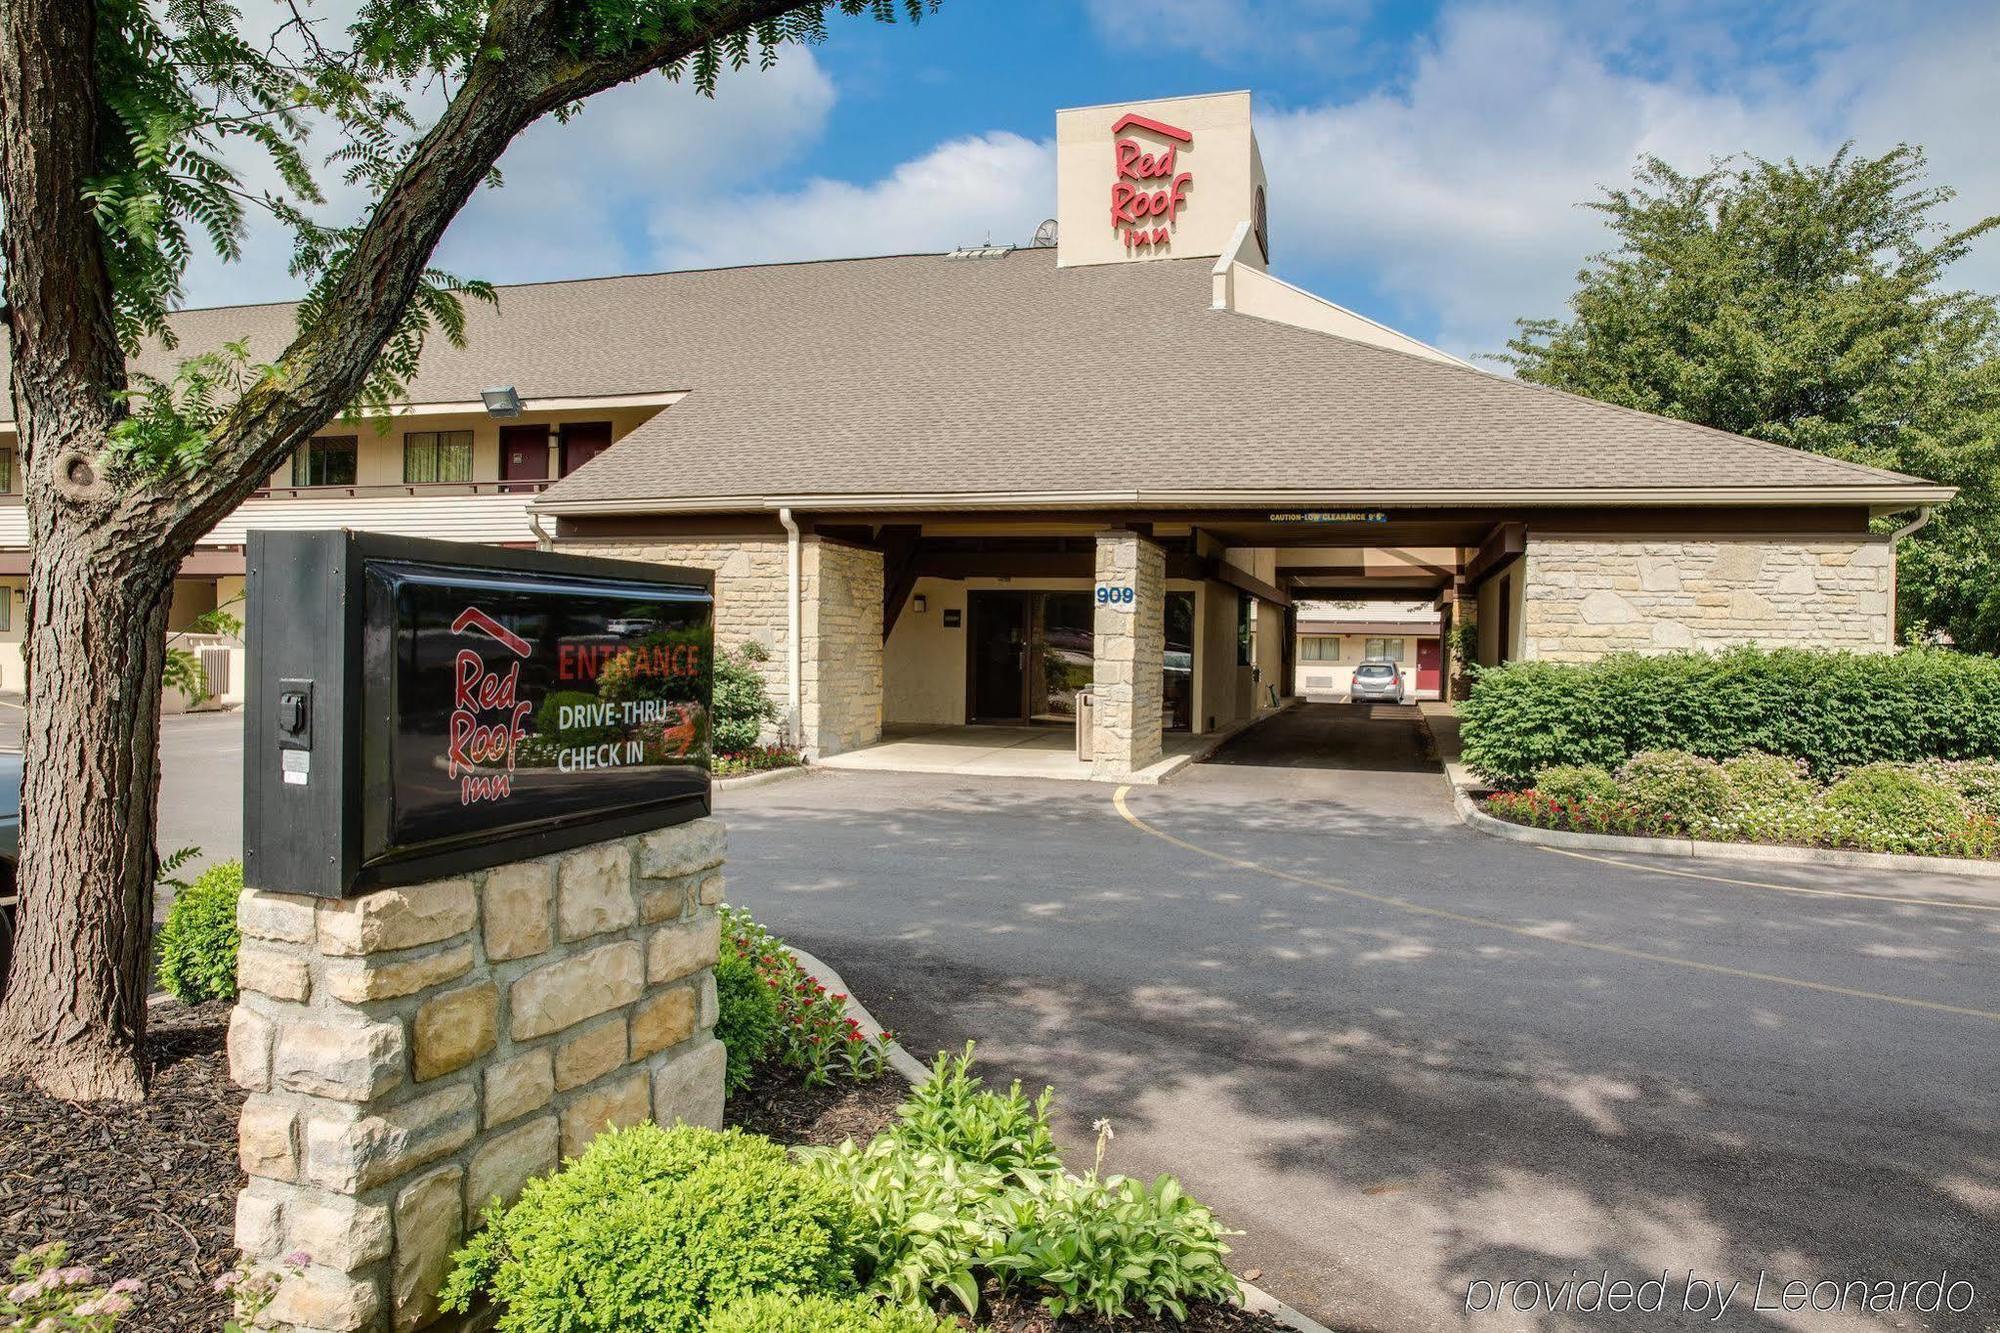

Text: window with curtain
xmin=290 ymin=435 xmax=357 ymax=487
xmin=1364 ymin=637 xmax=1407 ymax=662
xmin=0 ymin=589 xmax=11 ymax=632
xmin=403 ymin=430 xmax=474 ymax=483
xmin=0 ymin=448 xmax=15 ymax=493
xmin=1301 ymin=636 xmax=1340 ymax=662
xmin=1236 ymin=593 xmax=1253 ymax=666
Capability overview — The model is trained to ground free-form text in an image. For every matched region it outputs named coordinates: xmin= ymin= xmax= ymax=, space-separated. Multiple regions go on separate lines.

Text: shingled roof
xmin=1 ymin=247 xmax=1948 ymax=509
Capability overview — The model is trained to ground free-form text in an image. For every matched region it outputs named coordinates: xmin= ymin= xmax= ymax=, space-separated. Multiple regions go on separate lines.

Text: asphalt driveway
xmin=717 ymin=704 xmax=2000 ymax=1332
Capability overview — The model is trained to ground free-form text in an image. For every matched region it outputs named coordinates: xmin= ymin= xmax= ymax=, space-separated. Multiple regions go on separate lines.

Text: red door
xmin=500 ymin=425 xmax=548 ymax=492
xmin=1416 ymin=638 xmax=1442 ymax=695
xmin=560 ymin=421 xmax=613 ymax=476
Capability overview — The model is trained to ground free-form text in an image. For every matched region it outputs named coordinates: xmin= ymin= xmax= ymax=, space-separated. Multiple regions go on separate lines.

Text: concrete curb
xmin=784 ymin=946 xmax=1340 ymax=1333
xmin=712 ymin=762 xmax=812 ymax=793
xmin=1416 ymin=709 xmax=2000 ymax=886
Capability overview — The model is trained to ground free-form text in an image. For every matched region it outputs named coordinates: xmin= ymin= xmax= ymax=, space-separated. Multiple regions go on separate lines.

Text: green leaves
xmin=107 ymin=340 xmax=273 ymax=480
xmin=887 ymin=1043 xmax=1062 ymax=1175
xmin=798 ymin=1045 xmax=1240 ymax=1322
xmin=1499 ymin=143 xmax=2000 ymax=651
xmin=1461 ymin=646 xmax=2000 ymax=787
xmin=441 ymin=1124 xmax=863 ymax=1332
xmin=156 ymin=859 xmax=245 ymax=1004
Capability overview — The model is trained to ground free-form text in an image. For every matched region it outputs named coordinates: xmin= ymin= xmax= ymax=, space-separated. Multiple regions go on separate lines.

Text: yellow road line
xmin=1531 ymin=843 xmax=2000 ymax=913
xmin=1111 ymin=786 xmax=2000 ymax=1026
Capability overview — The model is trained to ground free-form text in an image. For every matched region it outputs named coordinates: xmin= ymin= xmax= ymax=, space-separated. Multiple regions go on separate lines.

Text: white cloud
xmin=179 ymin=50 xmax=837 ymax=308
xmin=1255 ymin=1 xmax=2000 ymax=360
xmin=649 ymin=131 xmax=1054 ymax=270
xmin=434 ymin=53 xmax=837 ymax=283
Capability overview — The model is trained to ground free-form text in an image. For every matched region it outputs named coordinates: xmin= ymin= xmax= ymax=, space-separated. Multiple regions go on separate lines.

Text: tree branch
xmin=163 ymin=0 xmax=817 ymax=551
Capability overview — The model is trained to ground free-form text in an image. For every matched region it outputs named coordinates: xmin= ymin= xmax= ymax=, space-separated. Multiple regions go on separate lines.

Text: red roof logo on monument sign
xmin=1109 ymin=114 xmax=1194 ymax=253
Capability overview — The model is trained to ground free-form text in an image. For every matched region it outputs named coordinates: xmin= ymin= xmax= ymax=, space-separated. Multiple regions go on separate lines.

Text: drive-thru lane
xmin=717 ymin=705 xmax=1999 ymax=1332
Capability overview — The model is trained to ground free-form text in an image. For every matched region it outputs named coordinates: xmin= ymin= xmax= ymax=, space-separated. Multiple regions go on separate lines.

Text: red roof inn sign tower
xmin=1056 ymin=91 xmax=1270 ymax=269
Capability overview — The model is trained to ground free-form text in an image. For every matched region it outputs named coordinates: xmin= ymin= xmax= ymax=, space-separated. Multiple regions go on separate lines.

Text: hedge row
xmin=1459 ymin=647 xmax=2000 ymax=788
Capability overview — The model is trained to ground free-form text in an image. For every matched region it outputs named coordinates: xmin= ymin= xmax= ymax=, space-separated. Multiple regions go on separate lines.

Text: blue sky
xmin=187 ymin=0 xmax=2000 ymax=362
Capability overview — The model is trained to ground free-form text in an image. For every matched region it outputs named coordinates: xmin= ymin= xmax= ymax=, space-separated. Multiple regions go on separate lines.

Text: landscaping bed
xmin=0 ymin=999 xmax=242 ymax=1330
xmin=1481 ymin=750 xmax=2000 ymax=860
xmin=723 ymin=1062 xmax=1288 ymax=1333
xmin=2 ymin=898 xmax=1296 ymax=1333
xmin=724 ymin=1053 xmax=908 ymax=1147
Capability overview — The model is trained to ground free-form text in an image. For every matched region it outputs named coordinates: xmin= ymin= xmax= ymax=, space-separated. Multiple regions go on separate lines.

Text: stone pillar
xmin=229 ymin=820 xmax=728 ymax=1331
xmin=800 ymin=540 xmax=884 ymax=759
xmin=1091 ymin=529 xmax=1165 ymax=780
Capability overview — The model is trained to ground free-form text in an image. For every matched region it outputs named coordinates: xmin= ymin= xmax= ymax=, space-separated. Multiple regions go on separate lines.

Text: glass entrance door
xmin=967 ymin=592 xmax=1029 ymax=722
xmin=1030 ymin=592 xmax=1094 ymax=723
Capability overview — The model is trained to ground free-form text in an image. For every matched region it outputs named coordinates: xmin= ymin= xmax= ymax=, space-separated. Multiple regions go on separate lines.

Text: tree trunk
xmin=0 ymin=0 xmax=169 ymax=1100
xmin=0 ymin=528 xmax=173 ymax=1100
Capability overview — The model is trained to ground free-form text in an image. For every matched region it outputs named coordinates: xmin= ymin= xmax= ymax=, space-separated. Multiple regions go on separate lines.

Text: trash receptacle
xmin=1075 ymin=692 xmax=1094 ymax=761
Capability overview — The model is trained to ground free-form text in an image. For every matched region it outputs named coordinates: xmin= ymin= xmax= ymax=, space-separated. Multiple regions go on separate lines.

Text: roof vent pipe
xmin=778 ymin=507 xmax=803 ymax=748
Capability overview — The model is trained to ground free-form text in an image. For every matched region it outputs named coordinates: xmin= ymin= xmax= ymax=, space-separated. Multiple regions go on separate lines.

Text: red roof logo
xmin=1110 ymin=113 xmax=1193 ymax=142
xmin=1110 ymin=113 xmax=1194 ymax=253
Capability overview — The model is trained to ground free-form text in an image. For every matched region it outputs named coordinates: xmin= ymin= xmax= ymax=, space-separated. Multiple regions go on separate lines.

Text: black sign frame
xmin=245 ymin=530 xmax=715 ymax=897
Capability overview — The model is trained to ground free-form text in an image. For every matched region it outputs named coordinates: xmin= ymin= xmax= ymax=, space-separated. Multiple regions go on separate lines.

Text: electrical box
xmin=244 ymin=530 xmax=714 ymax=898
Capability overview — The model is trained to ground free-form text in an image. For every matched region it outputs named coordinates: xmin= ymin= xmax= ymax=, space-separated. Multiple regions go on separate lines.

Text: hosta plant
xmin=987 ymin=1143 xmax=1239 ymax=1321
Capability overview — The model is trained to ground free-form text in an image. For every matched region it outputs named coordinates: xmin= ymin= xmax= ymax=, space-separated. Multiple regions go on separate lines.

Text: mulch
xmin=723 ymin=1056 xmax=910 ymax=1147
xmin=728 ymin=1060 xmax=1290 ymax=1333
xmin=0 ymin=999 xmax=243 ymax=1330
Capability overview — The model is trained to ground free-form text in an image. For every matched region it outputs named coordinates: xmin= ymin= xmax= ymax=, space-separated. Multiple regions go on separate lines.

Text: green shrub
xmin=156 ymin=860 xmax=243 ymax=1003
xmin=889 ymin=1044 xmax=1061 ymax=1175
xmin=705 ymin=1292 xmax=959 ymax=1333
xmin=1720 ymin=751 xmax=1814 ymax=807
xmin=1821 ymin=764 xmax=1969 ymax=852
xmin=1532 ymin=764 xmax=1620 ymax=805
xmin=713 ymin=644 xmax=779 ymax=755
xmin=986 ymin=1162 xmax=1238 ymax=1323
xmin=801 ymin=1049 xmax=1237 ymax=1324
xmin=1459 ymin=646 xmax=2000 ymax=787
xmin=715 ymin=927 xmax=781 ymax=1096
xmin=1616 ymin=751 xmax=1730 ymax=826
xmin=440 ymin=1124 xmax=860 ymax=1332
xmin=1907 ymin=758 xmax=2000 ymax=818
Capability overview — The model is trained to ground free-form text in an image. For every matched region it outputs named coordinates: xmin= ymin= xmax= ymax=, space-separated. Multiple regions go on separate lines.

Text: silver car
xmin=1348 ymin=660 xmax=1406 ymax=703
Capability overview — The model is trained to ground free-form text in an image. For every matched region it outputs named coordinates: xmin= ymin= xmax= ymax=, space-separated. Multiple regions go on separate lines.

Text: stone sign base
xmin=228 ymin=818 xmax=728 ymax=1331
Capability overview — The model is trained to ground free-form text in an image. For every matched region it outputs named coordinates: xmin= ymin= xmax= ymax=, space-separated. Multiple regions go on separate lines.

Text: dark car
xmin=0 ymin=751 xmax=18 ymax=995
xmin=1349 ymin=660 xmax=1407 ymax=704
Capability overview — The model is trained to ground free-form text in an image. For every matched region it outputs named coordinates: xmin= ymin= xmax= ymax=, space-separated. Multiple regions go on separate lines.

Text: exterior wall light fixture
xmin=913 ymin=594 xmax=928 ymax=614
xmin=481 ymin=386 xmax=523 ymax=418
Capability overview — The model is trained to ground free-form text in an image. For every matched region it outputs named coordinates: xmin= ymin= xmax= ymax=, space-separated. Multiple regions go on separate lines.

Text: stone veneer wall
xmin=228 ymin=819 xmax=728 ymax=1332
xmin=1520 ymin=536 xmax=1895 ymax=663
xmin=554 ymin=537 xmax=883 ymax=758
xmin=801 ymin=540 xmax=883 ymax=757
xmin=1091 ymin=531 xmax=1166 ymax=778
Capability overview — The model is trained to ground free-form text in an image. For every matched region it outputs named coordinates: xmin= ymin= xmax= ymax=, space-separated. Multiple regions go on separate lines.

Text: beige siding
xmin=1295 ymin=633 xmax=1437 ymax=699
